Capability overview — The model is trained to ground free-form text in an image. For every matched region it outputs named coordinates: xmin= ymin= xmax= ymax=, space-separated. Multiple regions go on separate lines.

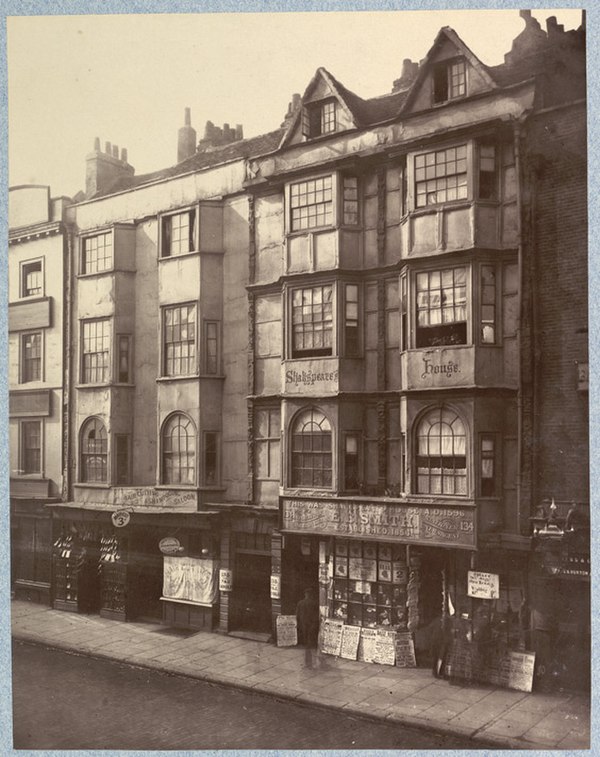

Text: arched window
xmin=80 ymin=418 xmax=108 ymax=483
xmin=416 ymin=407 xmax=467 ymax=495
xmin=291 ymin=409 xmax=332 ymax=488
xmin=162 ymin=413 xmax=196 ymax=485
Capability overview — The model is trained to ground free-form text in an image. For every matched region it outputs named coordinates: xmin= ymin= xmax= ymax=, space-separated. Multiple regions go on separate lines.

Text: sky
xmin=7 ymin=7 xmax=584 ymax=198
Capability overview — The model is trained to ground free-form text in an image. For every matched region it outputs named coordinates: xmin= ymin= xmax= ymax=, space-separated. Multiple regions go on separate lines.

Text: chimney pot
xmin=105 ymin=141 xmax=111 ymax=154
xmin=94 ymin=137 xmax=101 ymax=151
xmin=184 ymin=107 xmax=191 ymax=126
xmin=112 ymin=145 xmax=119 ymax=158
xmin=235 ymin=124 xmax=243 ymax=140
xmin=121 ymin=147 xmax=128 ymax=163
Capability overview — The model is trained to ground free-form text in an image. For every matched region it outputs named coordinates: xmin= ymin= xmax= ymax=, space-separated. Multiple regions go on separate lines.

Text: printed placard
xmin=276 ymin=615 xmax=298 ymax=647
xmin=270 ymin=574 xmax=281 ymax=599
xmin=348 ymin=557 xmax=377 ymax=581
xmin=392 ymin=562 xmax=408 ymax=583
xmin=219 ymin=568 xmax=232 ymax=592
xmin=357 ymin=628 xmax=378 ymax=663
xmin=395 ymin=632 xmax=417 ymax=668
xmin=467 ymin=570 xmax=500 ymax=599
xmin=373 ymin=628 xmax=397 ymax=666
xmin=321 ymin=619 xmax=344 ymax=656
xmin=340 ymin=624 xmax=361 ymax=660
xmin=318 ymin=563 xmax=329 ymax=584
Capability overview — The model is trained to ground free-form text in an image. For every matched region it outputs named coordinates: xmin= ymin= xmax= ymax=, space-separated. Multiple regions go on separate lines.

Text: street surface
xmin=12 ymin=640 xmax=489 ymax=750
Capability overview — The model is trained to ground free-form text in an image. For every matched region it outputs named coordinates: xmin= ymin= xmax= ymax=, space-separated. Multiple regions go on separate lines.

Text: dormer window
xmin=433 ymin=58 xmax=466 ymax=104
xmin=302 ymin=99 xmax=337 ymax=139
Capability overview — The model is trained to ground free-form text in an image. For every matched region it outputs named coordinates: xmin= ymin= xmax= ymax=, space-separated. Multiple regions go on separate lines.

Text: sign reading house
xmin=281 ymin=498 xmax=476 ymax=549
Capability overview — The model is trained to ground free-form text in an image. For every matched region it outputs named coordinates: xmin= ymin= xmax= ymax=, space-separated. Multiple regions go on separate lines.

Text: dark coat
xmin=296 ymin=594 xmax=319 ymax=648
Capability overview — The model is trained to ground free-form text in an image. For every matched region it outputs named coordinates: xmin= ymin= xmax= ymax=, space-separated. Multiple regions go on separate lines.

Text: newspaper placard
xmin=340 ymin=624 xmax=361 ymax=660
xmin=467 ymin=570 xmax=500 ymax=599
xmin=276 ymin=615 xmax=298 ymax=647
xmin=321 ymin=619 xmax=344 ymax=656
xmin=219 ymin=568 xmax=232 ymax=592
xmin=357 ymin=628 xmax=378 ymax=663
xmin=395 ymin=632 xmax=417 ymax=667
xmin=270 ymin=574 xmax=281 ymax=599
xmin=488 ymin=650 xmax=536 ymax=692
xmin=348 ymin=558 xmax=377 ymax=581
xmin=373 ymin=628 xmax=397 ymax=666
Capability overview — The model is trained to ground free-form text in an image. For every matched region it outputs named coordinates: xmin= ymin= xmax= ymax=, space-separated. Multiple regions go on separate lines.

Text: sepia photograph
xmin=4 ymin=3 xmax=590 ymax=751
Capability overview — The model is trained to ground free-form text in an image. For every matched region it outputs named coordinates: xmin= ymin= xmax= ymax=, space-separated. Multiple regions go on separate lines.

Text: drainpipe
xmin=62 ymin=225 xmax=73 ymax=502
xmin=513 ymin=118 xmax=524 ymax=535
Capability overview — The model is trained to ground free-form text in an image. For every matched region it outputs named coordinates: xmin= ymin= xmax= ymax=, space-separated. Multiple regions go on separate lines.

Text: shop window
xmin=291 ymin=284 xmax=333 ymax=357
xmin=291 ymin=408 xmax=332 ymax=489
xmin=203 ymin=431 xmax=219 ymax=485
xmin=20 ymin=420 xmax=42 ymax=475
xmin=162 ymin=413 xmax=196 ymax=485
xmin=81 ymin=232 xmax=113 ymax=274
xmin=81 ymin=319 xmax=111 ymax=383
xmin=21 ymin=331 xmax=42 ymax=383
xmin=480 ymin=265 xmax=497 ymax=344
xmin=117 ymin=335 xmax=132 ymax=383
xmin=480 ymin=435 xmax=496 ymax=497
xmin=115 ymin=434 xmax=130 ymax=485
xmin=416 ymin=267 xmax=467 ymax=347
xmin=344 ymin=284 xmax=360 ymax=356
xmin=255 ymin=407 xmax=280 ymax=480
xmin=203 ymin=321 xmax=219 ymax=375
xmin=415 ymin=145 xmax=467 ymax=208
xmin=290 ymin=176 xmax=333 ymax=231
xmin=80 ymin=417 xmax=107 ymax=483
xmin=21 ymin=259 xmax=43 ymax=298
xmin=343 ymin=433 xmax=360 ymax=491
xmin=161 ymin=209 xmax=196 ymax=257
xmin=478 ymin=143 xmax=497 ymax=200
xmin=301 ymin=99 xmax=337 ymax=139
xmin=14 ymin=516 xmax=51 ymax=585
xmin=433 ymin=58 xmax=467 ymax=104
xmin=416 ymin=407 xmax=467 ymax=495
xmin=162 ymin=303 xmax=196 ymax=376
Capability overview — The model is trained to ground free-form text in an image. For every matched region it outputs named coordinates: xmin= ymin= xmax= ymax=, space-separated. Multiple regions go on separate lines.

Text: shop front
xmin=49 ymin=494 xmax=221 ymax=630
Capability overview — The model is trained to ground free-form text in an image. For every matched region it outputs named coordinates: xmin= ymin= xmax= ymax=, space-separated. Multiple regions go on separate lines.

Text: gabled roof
xmin=399 ymin=26 xmax=498 ymax=116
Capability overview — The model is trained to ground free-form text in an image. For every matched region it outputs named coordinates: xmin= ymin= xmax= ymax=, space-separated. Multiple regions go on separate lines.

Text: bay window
xmin=415 ymin=145 xmax=467 ymax=207
xmin=288 ymin=173 xmax=359 ymax=232
xmin=291 ymin=284 xmax=333 ymax=357
xmin=416 ymin=267 xmax=467 ymax=347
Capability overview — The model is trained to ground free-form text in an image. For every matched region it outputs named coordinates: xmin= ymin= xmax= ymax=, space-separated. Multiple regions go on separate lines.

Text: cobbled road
xmin=12 ymin=640 xmax=486 ymax=750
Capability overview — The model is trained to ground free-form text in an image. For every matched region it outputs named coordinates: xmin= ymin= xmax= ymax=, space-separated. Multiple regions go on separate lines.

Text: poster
xmin=276 ymin=615 xmax=298 ymax=647
xmin=488 ymin=650 xmax=536 ymax=692
xmin=392 ymin=562 xmax=408 ymax=583
xmin=373 ymin=628 xmax=397 ymax=666
xmin=320 ymin=619 xmax=344 ymax=656
xmin=348 ymin=557 xmax=377 ymax=581
xmin=318 ymin=563 xmax=329 ymax=584
xmin=270 ymin=574 xmax=281 ymax=599
xmin=340 ymin=624 xmax=361 ymax=660
xmin=219 ymin=568 xmax=232 ymax=592
xmin=395 ymin=632 xmax=417 ymax=668
xmin=467 ymin=570 xmax=500 ymax=599
xmin=163 ymin=557 xmax=218 ymax=604
xmin=357 ymin=628 xmax=378 ymax=663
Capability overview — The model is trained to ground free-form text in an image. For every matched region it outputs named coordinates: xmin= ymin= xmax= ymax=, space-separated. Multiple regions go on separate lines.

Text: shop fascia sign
xmin=159 ymin=536 xmax=184 ymax=555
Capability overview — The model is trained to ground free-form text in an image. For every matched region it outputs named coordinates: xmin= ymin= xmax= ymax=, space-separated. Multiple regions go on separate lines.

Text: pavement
xmin=11 ymin=600 xmax=590 ymax=750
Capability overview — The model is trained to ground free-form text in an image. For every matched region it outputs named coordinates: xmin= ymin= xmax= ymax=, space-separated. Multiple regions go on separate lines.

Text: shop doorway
xmin=231 ymin=552 xmax=271 ymax=634
xmin=130 ymin=531 xmax=163 ymax=622
xmin=281 ymin=535 xmax=319 ymax=615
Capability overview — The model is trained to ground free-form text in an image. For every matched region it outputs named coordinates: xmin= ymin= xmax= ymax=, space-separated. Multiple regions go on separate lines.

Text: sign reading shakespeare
xmin=283 ymin=358 xmax=339 ymax=395
xmin=281 ymin=498 xmax=476 ymax=548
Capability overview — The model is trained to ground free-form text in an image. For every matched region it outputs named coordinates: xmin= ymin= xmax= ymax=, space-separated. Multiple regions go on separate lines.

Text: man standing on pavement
xmin=296 ymin=587 xmax=320 ymax=669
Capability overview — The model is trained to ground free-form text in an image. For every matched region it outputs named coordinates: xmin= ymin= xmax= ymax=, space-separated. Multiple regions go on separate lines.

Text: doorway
xmin=231 ymin=552 xmax=272 ymax=633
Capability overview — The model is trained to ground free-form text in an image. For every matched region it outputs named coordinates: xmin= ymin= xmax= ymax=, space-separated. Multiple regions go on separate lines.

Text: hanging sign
xmin=111 ymin=509 xmax=131 ymax=528
xmin=276 ymin=615 xmax=298 ymax=647
xmin=270 ymin=574 xmax=281 ymax=599
xmin=159 ymin=537 xmax=183 ymax=555
xmin=219 ymin=568 xmax=233 ymax=592
xmin=467 ymin=571 xmax=500 ymax=599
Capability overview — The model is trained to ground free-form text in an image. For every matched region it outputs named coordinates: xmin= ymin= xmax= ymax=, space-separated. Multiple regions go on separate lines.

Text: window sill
xmin=16 ymin=294 xmax=47 ymax=303
xmin=156 ymin=374 xmax=199 ymax=383
xmin=286 ymin=225 xmax=335 ymax=238
xmin=409 ymin=200 xmax=471 ymax=216
xmin=77 ymin=270 xmax=135 ymax=279
xmin=76 ymin=383 xmax=111 ymax=389
xmin=10 ymin=474 xmax=46 ymax=481
xmin=158 ymin=249 xmax=201 ymax=262
xmin=154 ymin=484 xmax=198 ymax=491
xmin=73 ymin=483 xmax=111 ymax=489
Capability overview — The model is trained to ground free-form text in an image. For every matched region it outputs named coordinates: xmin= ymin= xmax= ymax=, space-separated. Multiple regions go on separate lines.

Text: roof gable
xmin=280 ymin=67 xmax=360 ymax=148
xmin=401 ymin=27 xmax=497 ymax=116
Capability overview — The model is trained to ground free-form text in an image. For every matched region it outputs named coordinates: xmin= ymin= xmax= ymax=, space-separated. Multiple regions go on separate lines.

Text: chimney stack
xmin=177 ymin=107 xmax=197 ymax=163
xmin=392 ymin=58 xmax=419 ymax=93
xmin=86 ymin=137 xmax=134 ymax=198
xmin=197 ymin=119 xmax=244 ymax=152
xmin=281 ymin=93 xmax=302 ymax=127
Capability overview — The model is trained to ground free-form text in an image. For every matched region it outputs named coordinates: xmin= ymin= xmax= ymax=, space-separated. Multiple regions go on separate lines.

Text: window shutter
xmin=301 ymin=106 xmax=311 ymax=137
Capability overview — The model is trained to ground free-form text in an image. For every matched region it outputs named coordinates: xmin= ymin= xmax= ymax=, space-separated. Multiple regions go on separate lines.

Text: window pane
xmin=83 ymin=233 xmax=113 ymax=274
xmin=290 ymin=176 xmax=333 ymax=231
xmin=415 ymin=145 xmax=468 ymax=207
xmin=82 ymin=320 xmax=111 ymax=383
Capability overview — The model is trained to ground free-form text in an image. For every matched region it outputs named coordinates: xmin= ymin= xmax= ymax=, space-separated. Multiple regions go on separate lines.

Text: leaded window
xmin=291 ymin=408 xmax=332 ymax=488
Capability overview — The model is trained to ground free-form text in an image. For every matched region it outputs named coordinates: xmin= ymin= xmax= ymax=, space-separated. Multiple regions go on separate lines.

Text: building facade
xmin=9 ymin=10 xmax=588 ymax=690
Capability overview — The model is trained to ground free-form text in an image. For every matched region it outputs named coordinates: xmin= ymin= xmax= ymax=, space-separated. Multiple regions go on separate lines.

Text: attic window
xmin=302 ymin=100 xmax=337 ymax=139
xmin=433 ymin=58 xmax=466 ymax=104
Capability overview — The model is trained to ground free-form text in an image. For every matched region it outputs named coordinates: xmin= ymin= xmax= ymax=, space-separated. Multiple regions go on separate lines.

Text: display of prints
xmin=467 ymin=571 xmax=500 ymax=599
xmin=357 ymin=628 xmax=378 ymax=663
xmin=392 ymin=562 xmax=408 ymax=583
xmin=320 ymin=619 xmax=344 ymax=656
xmin=219 ymin=568 xmax=232 ymax=592
xmin=373 ymin=629 xmax=397 ymax=666
xmin=276 ymin=615 xmax=298 ymax=647
xmin=395 ymin=632 xmax=417 ymax=668
xmin=270 ymin=574 xmax=281 ymax=599
xmin=334 ymin=559 xmax=348 ymax=577
xmin=378 ymin=561 xmax=392 ymax=582
xmin=363 ymin=544 xmax=377 ymax=559
xmin=379 ymin=545 xmax=392 ymax=561
xmin=348 ymin=557 xmax=377 ymax=581
xmin=353 ymin=580 xmax=371 ymax=594
xmin=335 ymin=540 xmax=348 ymax=556
xmin=340 ymin=624 xmax=361 ymax=660
xmin=349 ymin=542 xmax=362 ymax=558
